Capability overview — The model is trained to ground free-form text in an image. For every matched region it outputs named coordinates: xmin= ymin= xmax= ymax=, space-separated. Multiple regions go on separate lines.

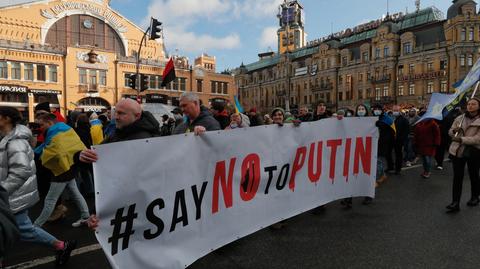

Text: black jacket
xmin=0 ymin=185 xmax=19 ymax=259
xmin=103 ymin=111 xmax=160 ymax=144
xmin=394 ymin=115 xmax=409 ymax=144
xmin=214 ymin=114 xmax=230 ymax=130
xmin=298 ymin=113 xmax=313 ymax=122
xmin=74 ymin=123 xmax=93 ymax=148
xmin=172 ymin=107 xmax=221 ymax=134
xmin=311 ymin=111 xmax=331 ymax=121
xmin=376 ymin=115 xmax=395 ymax=157
xmin=249 ymin=114 xmax=264 ymax=127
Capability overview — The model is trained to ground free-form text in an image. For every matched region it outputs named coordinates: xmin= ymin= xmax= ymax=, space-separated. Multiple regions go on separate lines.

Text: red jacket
xmin=414 ymin=119 xmax=441 ymax=156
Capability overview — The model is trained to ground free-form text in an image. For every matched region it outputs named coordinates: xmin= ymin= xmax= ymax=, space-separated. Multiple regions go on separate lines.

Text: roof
xmin=414 ymin=23 xmax=446 ymax=47
xmin=447 ymin=0 xmax=477 ymax=19
xmin=244 ymin=46 xmax=319 ymax=72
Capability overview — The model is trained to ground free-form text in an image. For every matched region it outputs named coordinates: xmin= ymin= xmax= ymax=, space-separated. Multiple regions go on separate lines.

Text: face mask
xmin=392 ymin=112 xmax=400 ymax=117
xmin=373 ymin=110 xmax=382 ymax=116
xmin=357 ymin=111 xmax=366 ymax=117
xmin=230 ymin=123 xmax=238 ymax=129
xmin=346 ymin=112 xmax=352 ymax=117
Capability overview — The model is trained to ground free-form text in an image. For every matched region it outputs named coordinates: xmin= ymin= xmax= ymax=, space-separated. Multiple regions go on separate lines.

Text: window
xmin=375 ymin=88 xmax=381 ymax=101
xmin=339 ymin=76 xmax=343 ymax=85
xmin=304 ymin=95 xmax=307 ymax=104
xmin=49 ymin=65 xmax=57 ymax=82
xmin=358 ymin=73 xmax=363 ymax=82
xmin=80 ymin=69 xmax=87 ymax=84
xmin=0 ymin=62 xmax=7 ymax=79
xmin=223 ymin=82 xmax=228 ymax=94
xmin=384 ymin=46 xmax=389 ymax=57
xmin=409 ymin=64 xmax=415 ymax=74
xmin=36 ymin=65 xmax=46 ymax=81
xmin=362 ymin=52 xmax=369 ymax=62
xmin=460 ymin=55 xmax=466 ymax=66
xmin=156 ymin=76 xmax=163 ymax=88
xmin=440 ymin=60 xmax=447 ymax=70
xmin=441 ymin=81 xmax=447 ymax=93
xmin=375 ymin=48 xmax=381 ymax=58
xmin=427 ymin=82 xmax=434 ymax=94
xmin=398 ymin=66 xmax=404 ymax=76
xmin=469 ymin=27 xmax=474 ymax=41
xmin=338 ymin=92 xmax=343 ymax=101
xmin=427 ymin=62 xmax=433 ymax=72
xmin=24 ymin=64 xmax=33 ymax=81
xmin=342 ymin=56 xmax=347 ymax=66
xmin=398 ymin=85 xmax=404 ymax=96
xmin=11 ymin=62 xmax=20 ymax=80
xmin=461 ymin=28 xmax=466 ymax=41
xmin=99 ymin=70 xmax=106 ymax=86
xmin=149 ymin=75 xmax=156 ymax=89
xmin=468 ymin=54 xmax=473 ymax=66
xmin=383 ymin=86 xmax=389 ymax=97
xmin=409 ymin=84 xmax=415 ymax=95
xmin=403 ymin=42 xmax=412 ymax=54
xmin=211 ymin=81 xmax=217 ymax=93
xmin=89 ymin=70 xmax=97 ymax=85
xmin=124 ymin=73 xmax=130 ymax=87
xmin=179 ymin=77 xmax=186 ymax=91
xmin=197 ymin=79 xmax=203 ymax=92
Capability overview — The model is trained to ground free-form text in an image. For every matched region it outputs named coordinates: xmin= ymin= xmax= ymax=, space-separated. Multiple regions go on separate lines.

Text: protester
xmin=388 ymin=105 xmax=409 ymax=175
xmin=89 ymin=113 xmax=104 ymax=145
xmin=172 ymin=93 xmax=221 ymax=135
xmin=103 ymin=108 xmax=116 ymax=138
xmin=297 ymin=106 xmax=312 ymax=122
xmin=0 ymin=107 xmax=76 ymax=266
xmin=264 ymin=114 xmax=273 ymax=125
xmin=413 ymin=119 xmax=440 ymax=179
xmin=446 ymin=98 xmax=480 ymax=213
xmin=225 ymin=113 xmax=250 ymax=130
xmin=312 ymin=100 xmax=331 ymax=121
xmin=33 ymin=113 xmax=90 ymax=228
xmin=405 ymin=108 xmax=419 ymax=167
xmin=211 ymin=101 xmax=230 ymax=130
xmin=373 ymin=104 xmax=394 ymax=187
xmin=73 ymin=114 xmax=94 ymax=196
xmin=247 ymin=108 xmax=264 ymax=127
xmin=160 ymin=114 xmax=175 ymax=136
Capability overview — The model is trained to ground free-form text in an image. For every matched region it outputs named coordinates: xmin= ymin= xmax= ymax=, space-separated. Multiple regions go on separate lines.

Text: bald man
xmin=79 ymin=99 xmax=160 ymax=162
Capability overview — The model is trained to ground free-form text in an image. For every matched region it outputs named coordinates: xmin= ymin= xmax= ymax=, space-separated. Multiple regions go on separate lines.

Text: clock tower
xmin=277 ymin=0 xmax=306 ymax=54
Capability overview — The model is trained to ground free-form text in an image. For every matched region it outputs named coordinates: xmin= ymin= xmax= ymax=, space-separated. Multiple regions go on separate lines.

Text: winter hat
xmin=270 ymin=107 xmax=285 ymax=117
xmin=239 ymin=113 xmax=250 ymax=127
xmin=35 ymin=102 xmax=50 ymax=113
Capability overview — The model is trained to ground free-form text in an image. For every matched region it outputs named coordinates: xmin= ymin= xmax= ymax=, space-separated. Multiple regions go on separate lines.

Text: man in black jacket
xmin=388 ymin=105 xmax=409 ymax=175
xmin=0 ymin=185 xmax=19 ymax=268
xmin=172 ymin=92 xmax=221 ymax=135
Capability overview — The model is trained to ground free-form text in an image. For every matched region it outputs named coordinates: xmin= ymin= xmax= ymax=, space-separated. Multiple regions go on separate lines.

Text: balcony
xmin=370 ymin=96 xmax=394 ymax=105
xmin=369 ymin=74 xmax=392 ymax=84
xmin=79 ymin=84 xmax=99 ymax=93
xmin=311 ymin=83 xmax=333 ymax=92
xmin=276 ymin=90 xmax=286 ymax=97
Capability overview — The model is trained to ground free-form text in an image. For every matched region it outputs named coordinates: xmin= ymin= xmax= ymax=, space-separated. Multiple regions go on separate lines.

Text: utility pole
xmin=285 ymin=9 xmax=291 ymax=112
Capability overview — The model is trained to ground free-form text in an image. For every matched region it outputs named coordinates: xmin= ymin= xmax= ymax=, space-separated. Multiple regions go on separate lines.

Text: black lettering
xmin=191 ymin=181 xmax=208 ymax=220
xmin=264 ymin=166 xmax=277 ymax=194
xmin=143 ymin=198 xmax=165 ymax=240
xmin=276 ymin=164 xmax=290 ymax=190
xmin=169 ymin=189 xmax=188 ymax=232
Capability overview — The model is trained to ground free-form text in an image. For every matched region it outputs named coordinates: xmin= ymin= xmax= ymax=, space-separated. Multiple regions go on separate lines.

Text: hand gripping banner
xmin=93 ymin=117 xmax=379 ymax=269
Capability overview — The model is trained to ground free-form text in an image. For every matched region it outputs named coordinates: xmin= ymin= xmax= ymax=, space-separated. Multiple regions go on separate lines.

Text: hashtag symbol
xmin=108 ymin=204 xmax=138 ymax=256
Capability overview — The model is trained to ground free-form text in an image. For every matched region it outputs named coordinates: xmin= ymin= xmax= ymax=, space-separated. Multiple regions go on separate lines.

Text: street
xmin=5 ymin=161 xmax=480 ymax=269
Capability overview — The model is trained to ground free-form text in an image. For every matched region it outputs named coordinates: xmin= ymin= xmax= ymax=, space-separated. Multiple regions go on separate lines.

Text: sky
xmin=10 ymin=0 xmax=454 ymax=72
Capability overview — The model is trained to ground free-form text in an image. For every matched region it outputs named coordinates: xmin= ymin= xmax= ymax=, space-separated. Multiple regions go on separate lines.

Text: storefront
xmin=0 ymin=85 xmax=29 ymax=119
xmin=76 ymin=97 xmax=111 ymax=113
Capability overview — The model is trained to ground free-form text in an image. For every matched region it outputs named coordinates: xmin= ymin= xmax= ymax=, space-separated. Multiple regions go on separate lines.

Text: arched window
xmin=45 ymin=15 xmax=125 ymax=55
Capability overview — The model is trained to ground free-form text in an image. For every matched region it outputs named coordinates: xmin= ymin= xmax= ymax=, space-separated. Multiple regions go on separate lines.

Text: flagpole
xmin=455 ymin=81 xmax=480 ymax=137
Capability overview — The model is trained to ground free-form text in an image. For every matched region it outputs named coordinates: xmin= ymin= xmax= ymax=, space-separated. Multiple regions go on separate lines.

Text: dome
xmin=447 ymin=0 xmax=477 ymax=19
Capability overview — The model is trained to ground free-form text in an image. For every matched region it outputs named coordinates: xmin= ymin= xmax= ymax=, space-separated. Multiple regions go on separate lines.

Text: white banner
xmin=93 ymin=117 xmax=379 ymax=269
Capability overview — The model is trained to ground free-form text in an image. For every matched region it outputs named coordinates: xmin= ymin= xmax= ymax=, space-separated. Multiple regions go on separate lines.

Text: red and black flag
xmin=161 ymin=57 xmax=176 ymax=87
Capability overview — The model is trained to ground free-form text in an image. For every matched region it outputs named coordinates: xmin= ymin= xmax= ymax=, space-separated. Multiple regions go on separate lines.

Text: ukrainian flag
xmin=381 ymin=114 xmax=397 ymax=136
xmin=234 ymin=95 xmax=244 ymax=114
xmin=90 ymin=119 xmax=104 ymax=145
xmin=34 ymin=123 xmax=86 ymax=177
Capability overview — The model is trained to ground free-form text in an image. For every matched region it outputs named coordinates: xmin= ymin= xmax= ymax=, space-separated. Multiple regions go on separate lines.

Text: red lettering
xmin=289 ymin=146 xmax=307 ymax=192
xmin=327 ymin=139 xmax=342 ymax=184
xmin=308 ymin=142 xmax=323 ymax=183
xmin=354 ymin=136 xmax=372 ymax=175
xmin=240 ymin=154 xmax=261 ymax=202
xmin=212 ymin=158 xmax=236 ymax=214
xmin=343 ymin=138 xmax=352 ymax=181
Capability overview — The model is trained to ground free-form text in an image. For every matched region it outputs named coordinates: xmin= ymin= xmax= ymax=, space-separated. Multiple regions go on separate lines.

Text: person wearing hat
xmin=211 ymin=101 xmax=230 ymax=130
xmin=446 ymin=97 xmax=480 ymax=213
xmin=312 ymin=100 xmax=331 ymax=121
xmin=225 ymin=112 xmax=250 ymax=130
xmin=373 ymin=104 xmax=394 ymax=187
xmin=248 ymin=108 xmax=264 ymax=127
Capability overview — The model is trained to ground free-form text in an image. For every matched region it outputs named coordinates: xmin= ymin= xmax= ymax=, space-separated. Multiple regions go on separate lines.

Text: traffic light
xmin=149 ymin=18 xmax=162 ymax=40
xmin=140 ymin=74 xmax=149 ymax=92
xmin=128 ymin=74 xmax=137 ymax=89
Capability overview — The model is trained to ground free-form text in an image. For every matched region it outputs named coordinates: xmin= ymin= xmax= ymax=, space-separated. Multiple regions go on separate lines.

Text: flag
xmin=90 ymin=119 xmax=104 ymax=145
xmin=234 ymin=95 xmax=244 ymax=114
xmin=380 ymin=114 xmax=396 ymax=135
xmin=34 ymin=122 xmax=86 ymax=176
xmin=161 ymin=57 xmax=176 ymax=87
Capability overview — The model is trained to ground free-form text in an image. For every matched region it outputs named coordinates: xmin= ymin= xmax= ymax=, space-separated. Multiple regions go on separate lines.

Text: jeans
xmin=376 ymin=156 xmax=387 ymax=179
xmin=15 ymin=210 xmax=57 ymax=247
xmin=422 ymin=155 xmax=433 ymax=173
xmin=452 ymin=157 xmax=480 ymax=203
xmin=404 ymin=137 xmax=416 ymax=162
xmin=34 ymin=179 xmax=90 ymax=227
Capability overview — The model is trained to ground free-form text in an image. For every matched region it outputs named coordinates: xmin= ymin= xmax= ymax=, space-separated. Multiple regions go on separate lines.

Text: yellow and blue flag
xmin=90 ymin=119 xmax=104 ymax=145
xmin=34 ymin=123 xmax=86 ymax=176
xmin=381 ymin=114 xmax=396 ymax=136
xmin=234 ymin=95 xmax=244 ymax=114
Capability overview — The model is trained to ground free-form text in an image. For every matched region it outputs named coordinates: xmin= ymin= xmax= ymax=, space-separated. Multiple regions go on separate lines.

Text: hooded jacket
xmin=103 ymin=111 xmax=160 ymax=144
xmin=172 ymin=107 xmax=221 ymax=134
xmin=0 ymin=125 xmax=39 ymax=213
xmin=448 ymin=114 xmax=480 ymax=157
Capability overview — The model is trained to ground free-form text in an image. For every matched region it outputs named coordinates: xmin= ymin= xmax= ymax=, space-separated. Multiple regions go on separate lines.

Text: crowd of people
xmin=0 ymin=91 xmax=479 ymax=267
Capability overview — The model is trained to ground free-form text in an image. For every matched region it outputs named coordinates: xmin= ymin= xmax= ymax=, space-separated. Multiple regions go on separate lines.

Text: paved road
xmin=5 ymin=162 xmax=480 ymax=269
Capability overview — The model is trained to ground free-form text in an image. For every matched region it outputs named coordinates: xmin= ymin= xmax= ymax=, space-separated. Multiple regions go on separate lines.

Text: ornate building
xmin=0 ymin=0 xmax=235 ymax=121
xmin=235 ymin=0 xmax=480 ymax=113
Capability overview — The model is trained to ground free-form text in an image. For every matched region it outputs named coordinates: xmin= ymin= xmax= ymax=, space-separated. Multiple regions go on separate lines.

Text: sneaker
xmin=55 ymin=240 xmax=77 ymax=266
xmin=421 ymin=172 xmax=431 ymax=179
xmin=406 ymin=161 xmax=412 ymax=167
xmin=47 ymin=205 xmax=68 ymax=222
xmin=72 ymin=218 xmax=89 ymax=228
xmin=436 ymin=166 xmax=443 ymax=170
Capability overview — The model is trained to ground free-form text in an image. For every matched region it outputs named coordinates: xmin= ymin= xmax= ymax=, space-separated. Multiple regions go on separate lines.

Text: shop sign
xmin=0 ymin=85 xmax=28 ymax=93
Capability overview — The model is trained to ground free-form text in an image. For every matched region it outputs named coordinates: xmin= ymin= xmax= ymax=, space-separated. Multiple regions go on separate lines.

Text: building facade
xmin=0 ymin=0 xmax=236 ymax=121
xmin=236 ymin=0 xmax=480 ymax=113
